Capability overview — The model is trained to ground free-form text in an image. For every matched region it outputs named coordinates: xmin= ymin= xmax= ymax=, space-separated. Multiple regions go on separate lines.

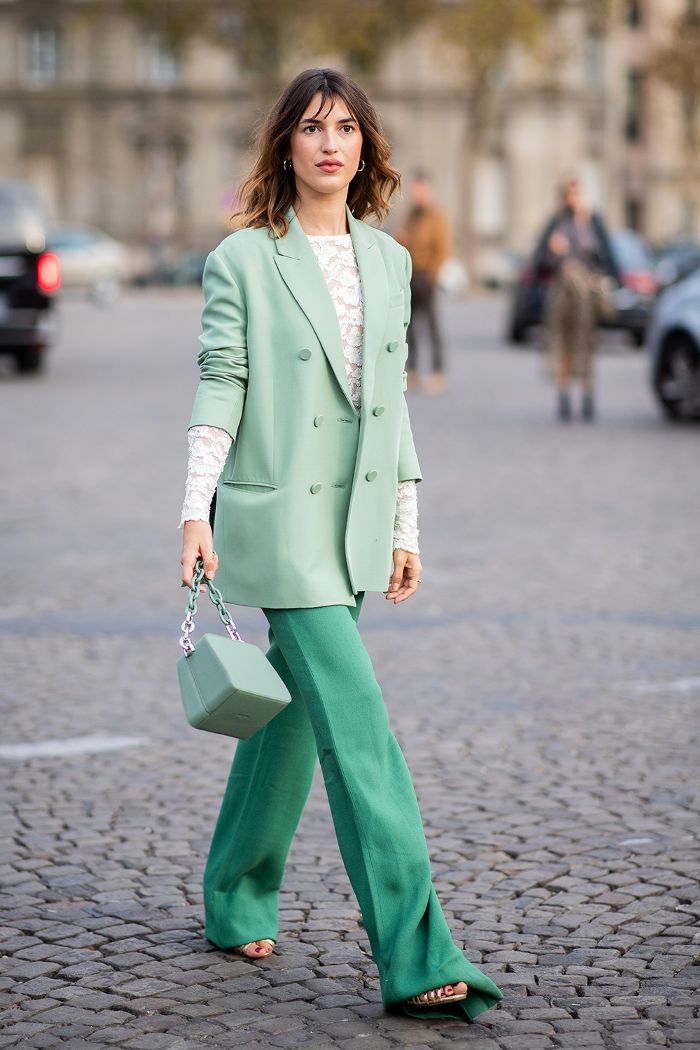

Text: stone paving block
xmin=116 ymin=1037 xmax=176 ymax=1050
xmin=333 ymin=1036 xmax=396 ymax=1049
xmin=7 ymin=976 xmax=66 ymax=997
xmin=264 ymin=982 xmax=318 ymax=1003
xmin=499 ymin=1037 xmax=554 ymax=1049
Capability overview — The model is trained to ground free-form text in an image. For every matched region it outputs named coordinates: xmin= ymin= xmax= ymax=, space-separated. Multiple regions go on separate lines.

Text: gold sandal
xmin=406 ymin=982 xmax=468 ymax=1006
xmin=232 ymin=938 xmax=276 ymax=957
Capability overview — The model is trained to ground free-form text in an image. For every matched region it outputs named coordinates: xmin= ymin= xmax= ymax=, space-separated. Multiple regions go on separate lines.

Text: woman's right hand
xmin=181 ymin=520 xmax=218 ymax=591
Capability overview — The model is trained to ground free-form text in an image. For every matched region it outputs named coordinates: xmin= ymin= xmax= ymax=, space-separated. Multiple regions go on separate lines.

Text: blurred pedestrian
xmin=534 ymin=175 xmax=617 ymax=422
xmin=179 ymin=67 xmax=502 ymax=1024
xmin=394 ymin=171 xmax=452 ymax=394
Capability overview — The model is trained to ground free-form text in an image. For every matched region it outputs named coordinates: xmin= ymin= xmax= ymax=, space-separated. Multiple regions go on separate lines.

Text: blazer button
xmin=365 ymin=470 xmax=378 ymax=482
xmin=387 ymin=340 xmax=399 ymax=352
xmin=313 ymin=414 xmax=324 ymax=427
xmin=372 ymin=405 xmax=385 ymax=416
xmin=298 ymin=347 xmax=312 ymax=360
xmin=310 ymin=482 xmax=322 ymax=493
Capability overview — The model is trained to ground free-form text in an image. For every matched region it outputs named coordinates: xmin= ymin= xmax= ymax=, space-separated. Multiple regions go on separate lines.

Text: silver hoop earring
xmin=283 ymin=158 xmax=292 ymax=171
xmin=357 ymin=159 xmax=365 ymax=172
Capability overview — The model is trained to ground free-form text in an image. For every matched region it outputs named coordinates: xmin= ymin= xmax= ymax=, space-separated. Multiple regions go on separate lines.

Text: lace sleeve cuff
xmin=178 ymin=425 xmax=233 ymax=528
xmin=393 ymin=479 xmax=419 ymax=554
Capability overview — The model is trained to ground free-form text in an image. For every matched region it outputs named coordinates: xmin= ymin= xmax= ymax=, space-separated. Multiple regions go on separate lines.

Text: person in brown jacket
xmin=394 ymin=171 xmax=452 ymax=393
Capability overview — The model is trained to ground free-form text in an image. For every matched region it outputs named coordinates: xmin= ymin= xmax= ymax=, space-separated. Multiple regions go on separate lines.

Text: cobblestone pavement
xmin=1 ymin=291 xmax=699 ymax=1049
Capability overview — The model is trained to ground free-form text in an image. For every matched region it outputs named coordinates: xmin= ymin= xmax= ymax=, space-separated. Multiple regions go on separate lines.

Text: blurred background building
xmin=1 ymin=0 xmax=698 ymax=285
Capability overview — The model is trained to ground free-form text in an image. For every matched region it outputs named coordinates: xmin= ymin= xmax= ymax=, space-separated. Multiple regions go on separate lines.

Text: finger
xmin=181 ymin=550 xmax=198 ymax=588
xmin=385 ymin=551 xmax=407 ymax=596
xmin=390 ymin=560 xmax=422 ymax=603
xmin=201 ymin=543 xmax=217 ymax=580
xmin=395 ymin=573 xmax=420 ymax=603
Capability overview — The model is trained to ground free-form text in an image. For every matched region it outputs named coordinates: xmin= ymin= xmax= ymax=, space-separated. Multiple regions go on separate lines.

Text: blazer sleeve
xmin=397 ymin=247 xmax=423 ymax=483
xmin=188 ymin=248 xmax=249 ymax=441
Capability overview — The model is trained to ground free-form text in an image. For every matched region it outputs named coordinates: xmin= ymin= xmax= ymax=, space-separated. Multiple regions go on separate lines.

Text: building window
xmin=144 ymin=31 xmax=181 ymax=87
xmin=24 ymin=25 xmax=62 ymax=85
xmin=624 ymin=70 xmax=644 ymax=141
xmin=624 ymin=196 xmax=643 ymax=231
xmin=626 ymin=1 xmax=642 ymax=27
xmin=584 ymin=32 xmax=604 ymax=86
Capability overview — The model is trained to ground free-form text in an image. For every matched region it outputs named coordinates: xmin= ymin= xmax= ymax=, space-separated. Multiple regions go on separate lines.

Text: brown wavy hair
xmin=232 ymin=68 xmax=401 ymax=238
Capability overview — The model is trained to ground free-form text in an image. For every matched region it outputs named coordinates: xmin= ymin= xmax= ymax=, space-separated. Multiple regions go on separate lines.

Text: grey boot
xmin=558 ymin=390 xmax=572 ymax=422
xmin=582 ymin=391 xmax=595 ymax=421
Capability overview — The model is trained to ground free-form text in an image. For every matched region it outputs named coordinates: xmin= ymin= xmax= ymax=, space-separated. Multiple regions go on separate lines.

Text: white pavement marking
xmin=0 ymin=735 xmax=147 ymax=760
xmin=626 ymin=676 xmax=700 ymax=695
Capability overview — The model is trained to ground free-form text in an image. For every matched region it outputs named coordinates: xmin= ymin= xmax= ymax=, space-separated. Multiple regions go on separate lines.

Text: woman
xmin=535 ymin=175 xmax=618 ymax=422
xmin=179 ymin=67 xmax=502 ymax=1023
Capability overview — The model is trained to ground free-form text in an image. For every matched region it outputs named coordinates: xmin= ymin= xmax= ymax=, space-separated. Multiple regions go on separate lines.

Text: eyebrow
xmin=299 ymin=115 xmax=358 ymax=125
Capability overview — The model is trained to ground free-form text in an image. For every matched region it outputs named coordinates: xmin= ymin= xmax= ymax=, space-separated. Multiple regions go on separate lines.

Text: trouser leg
xmin=576 ymin=285 xmax=597 ymax=395
xmin=261 ymin=600 xmax=503 ymax=1020
xmin=202 ymin=613 xmax=334 ymax=948
xmin=406 ymin=306 xmax=419 ymax=373
xmin=406 ymin=270 xmax=430 ymax=373
xmin=424 ymin=277 xmax=445 ymax=372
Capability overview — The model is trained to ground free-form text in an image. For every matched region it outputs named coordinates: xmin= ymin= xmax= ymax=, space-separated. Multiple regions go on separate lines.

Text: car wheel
xmin=656 ymin=333 xmax=700 ymax=421
xmin=15 ymin=348 xmax=44 ymax=374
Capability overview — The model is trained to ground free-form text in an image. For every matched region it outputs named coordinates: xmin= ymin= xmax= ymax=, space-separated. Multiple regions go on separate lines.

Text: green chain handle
xmin=179 ymin=557 xmax=242 ymax=655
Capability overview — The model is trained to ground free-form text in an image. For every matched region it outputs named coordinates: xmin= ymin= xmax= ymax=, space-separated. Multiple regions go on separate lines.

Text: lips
xmin=317 ymin=162 xmax=342 ymax=171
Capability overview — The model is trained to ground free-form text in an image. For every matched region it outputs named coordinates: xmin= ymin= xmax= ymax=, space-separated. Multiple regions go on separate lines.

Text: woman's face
xmin=288 ymin=91 xmax=363 ymax=200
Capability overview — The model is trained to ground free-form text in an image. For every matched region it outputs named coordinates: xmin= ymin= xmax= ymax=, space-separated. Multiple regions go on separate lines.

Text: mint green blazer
xmin=188 ymin=202 xmax=422 ymax=608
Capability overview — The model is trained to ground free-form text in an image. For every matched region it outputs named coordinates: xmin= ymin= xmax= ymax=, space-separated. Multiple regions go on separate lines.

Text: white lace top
xmin=180 ymin=232 xmax=419 ymax=553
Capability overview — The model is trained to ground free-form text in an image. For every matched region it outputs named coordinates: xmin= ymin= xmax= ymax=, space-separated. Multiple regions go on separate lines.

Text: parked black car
xmin=0 ymin=181 xmax=61 ymax=373
xmin=508 ymin=227 xmax=658 ymax=348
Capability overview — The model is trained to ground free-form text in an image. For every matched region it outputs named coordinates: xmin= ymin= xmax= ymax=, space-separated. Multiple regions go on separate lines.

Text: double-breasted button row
xmin=310 ymin=470 xmax=378 ymax=492
xmin=387 ymin=339 xmax=400 ymax=352
xmin=298 ymin=347 xmax=312 ymax=360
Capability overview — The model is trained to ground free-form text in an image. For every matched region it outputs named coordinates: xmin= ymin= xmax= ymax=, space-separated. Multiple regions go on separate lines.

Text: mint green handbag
xmin=177 ymin=558 xmax=291 ymax=739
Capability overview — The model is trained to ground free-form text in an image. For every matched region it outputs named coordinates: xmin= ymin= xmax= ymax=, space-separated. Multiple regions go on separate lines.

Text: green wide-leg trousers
xmin=202 ymin=593 xmax=503 ymax=1022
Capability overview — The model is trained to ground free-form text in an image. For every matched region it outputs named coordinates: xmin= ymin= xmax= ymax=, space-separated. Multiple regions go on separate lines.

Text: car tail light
xmin=621 ymin=270 xmax=657 ymax=295
xmin=37 ymin=251 xmax=61 ymax=293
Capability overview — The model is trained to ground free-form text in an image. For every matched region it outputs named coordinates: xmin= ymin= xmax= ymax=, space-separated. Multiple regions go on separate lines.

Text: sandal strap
xmin=407 ymin=982 xmax=468 ymax=1005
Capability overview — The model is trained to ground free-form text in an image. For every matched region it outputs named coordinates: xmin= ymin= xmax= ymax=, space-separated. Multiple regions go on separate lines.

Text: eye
xmin=342 ymin=124 xmax=355 ymax=133
xmin=302 ymin=124 xmax=319 ymax=133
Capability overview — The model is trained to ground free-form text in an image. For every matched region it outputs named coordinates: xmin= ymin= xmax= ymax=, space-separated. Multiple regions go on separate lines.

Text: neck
xmin=293 ymin=192 xmax=349 ymax=236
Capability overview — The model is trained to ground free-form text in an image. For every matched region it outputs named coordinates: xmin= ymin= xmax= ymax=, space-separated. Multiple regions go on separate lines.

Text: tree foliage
xmin=111 ymin=0 xmax=433 ymax=83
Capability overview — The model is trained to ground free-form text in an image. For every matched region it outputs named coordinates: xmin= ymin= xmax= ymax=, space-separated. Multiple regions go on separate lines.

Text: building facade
xmin=0 ymin=0 xmax=695 ymax=278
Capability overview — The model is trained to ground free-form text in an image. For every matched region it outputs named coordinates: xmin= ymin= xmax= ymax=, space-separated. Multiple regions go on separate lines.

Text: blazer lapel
xmin=273 ymin=204 xmax=351 ymax=412
xmin=348 ymin=205 xmax=389 ymax=412
xmin=273 ymin=202 xmax=389 ymax=414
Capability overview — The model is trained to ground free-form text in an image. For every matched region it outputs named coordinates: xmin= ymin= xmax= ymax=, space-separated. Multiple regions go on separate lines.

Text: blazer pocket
xmin=222 ymin=479 xmax=278 ymax=489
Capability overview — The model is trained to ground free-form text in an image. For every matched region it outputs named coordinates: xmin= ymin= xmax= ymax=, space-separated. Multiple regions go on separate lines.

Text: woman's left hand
xmin=385 ymin=549 xmax=422 ymax=604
